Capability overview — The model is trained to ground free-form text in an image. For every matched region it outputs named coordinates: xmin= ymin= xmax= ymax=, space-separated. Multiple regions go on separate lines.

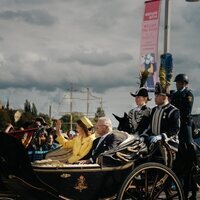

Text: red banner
xmin=140 ymin=0 xmax=161 ymax=91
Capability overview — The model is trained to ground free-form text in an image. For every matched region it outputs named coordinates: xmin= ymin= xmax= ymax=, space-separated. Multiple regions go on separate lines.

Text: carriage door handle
xmin=60 ymin=173 xmax=71 ymax=178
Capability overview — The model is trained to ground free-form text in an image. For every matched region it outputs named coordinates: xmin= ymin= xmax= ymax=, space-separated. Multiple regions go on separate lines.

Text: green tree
xmin=0 ymin=110 xmax=11 ymax=131
xmin=94 ymin=107 xmax=105 ymax=122
xmin=24 ymin=99 xmax=31 ymax=112
xmin=31 ymin=103 xmax=38 ymax=116
xmin=6 ymin=98 xmax=9 ymax=110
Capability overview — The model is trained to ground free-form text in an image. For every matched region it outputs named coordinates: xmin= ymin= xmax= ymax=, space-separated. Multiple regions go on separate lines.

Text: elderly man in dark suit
xmin=78 ymin=117 xmax=127 ymax=164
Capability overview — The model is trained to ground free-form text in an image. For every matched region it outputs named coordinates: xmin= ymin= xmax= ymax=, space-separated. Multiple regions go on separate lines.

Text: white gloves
xmin=150 ymin=135 xmax=162 ymax=144
xmin=139 ymin=136 xmax=145 ymax=142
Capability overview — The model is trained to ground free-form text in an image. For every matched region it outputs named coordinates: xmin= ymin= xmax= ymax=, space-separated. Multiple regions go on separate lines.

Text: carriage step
xmin=0 ymin=190 xmax=20 ymax=199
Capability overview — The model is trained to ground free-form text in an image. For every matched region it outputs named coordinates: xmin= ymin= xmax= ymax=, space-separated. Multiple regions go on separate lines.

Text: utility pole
xmin=69 ymin=83 xmax=73 ymax=114
xmin=86 ymin=88 xmax=89 ymax=117
xmin=100 ymin=97 xmax=103 ymax=110
xmin=69 ymin=83 xmax=74 ymax=131
xmin=58 ymin=83 xmax=76 ymax=131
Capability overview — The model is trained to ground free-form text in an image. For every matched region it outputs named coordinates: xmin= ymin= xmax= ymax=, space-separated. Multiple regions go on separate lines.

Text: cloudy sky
xmin=0 ymin=0 xmax=199 ymax=127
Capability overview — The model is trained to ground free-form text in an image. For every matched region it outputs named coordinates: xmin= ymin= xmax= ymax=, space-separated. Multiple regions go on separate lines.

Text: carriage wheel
xmin=117 ymin=162 xmax=184 ymax=200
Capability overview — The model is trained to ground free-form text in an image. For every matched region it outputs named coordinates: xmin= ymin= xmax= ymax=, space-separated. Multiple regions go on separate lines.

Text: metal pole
xmin=100 ymin=98 xmax=103 ymax=110
xmin=186 ymin=0 xmax=200 ymax=2
xmin=70 ymin=84 xmax=73 ymax=113
xmin=164 ymin=0 xmax=171 ymax=53
xmin=86 ymin=88 xmax=89 ymax=117
xmin=70 ymin=84 xmax=73 ymax=130
xmin=70 ymin=113 xmax=73 ymax=131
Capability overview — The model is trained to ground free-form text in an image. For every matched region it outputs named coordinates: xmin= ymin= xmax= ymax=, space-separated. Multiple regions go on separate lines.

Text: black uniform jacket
xmin=171 ymin=88 xmax=194 ymax=125
xmin=128 ymin=105 xmax=151 ymax=135
xmin=142 ymin=103 xmax=180 ymax=138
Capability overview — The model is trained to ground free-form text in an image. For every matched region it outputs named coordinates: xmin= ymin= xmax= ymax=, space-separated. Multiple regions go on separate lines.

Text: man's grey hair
xmin=98 ymin=117 xmax=112 ymax=132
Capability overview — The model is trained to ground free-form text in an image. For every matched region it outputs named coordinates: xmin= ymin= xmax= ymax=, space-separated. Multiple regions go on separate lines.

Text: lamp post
xmin=164 ymin=0 xmax=171 ymax=53
xmin=186 ymin=0 xmax=200 ymax=1
xmin=163 ymin=0 xmax=199 ymax=54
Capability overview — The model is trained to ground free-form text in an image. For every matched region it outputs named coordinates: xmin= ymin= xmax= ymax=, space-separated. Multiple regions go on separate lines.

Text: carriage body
xmin=32 ymin=162 xmax=132 ymax=200
xmin=31 ymin=132 xmax=182 ymax=200
xmin=31 ymin=133 xmax=140 ymax=200
xmin=0 ymin=131 xmax=184 ymax=200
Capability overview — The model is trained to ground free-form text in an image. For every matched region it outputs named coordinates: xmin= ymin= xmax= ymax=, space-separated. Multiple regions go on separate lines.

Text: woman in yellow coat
xmin=55 ymin=116 xmax=95 ymax=163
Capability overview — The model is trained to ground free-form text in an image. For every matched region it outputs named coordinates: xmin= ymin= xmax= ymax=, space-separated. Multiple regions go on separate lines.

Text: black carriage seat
xmin=117 ymin=131 xmax=138 ymax=147
xmin=98 ymin=131 xmax=147 ymax=167
xmin=111 ymin=130 xmax=130 ymax=144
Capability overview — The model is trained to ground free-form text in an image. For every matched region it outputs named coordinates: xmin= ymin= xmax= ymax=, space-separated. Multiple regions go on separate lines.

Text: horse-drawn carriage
xmin=0 ymin=128 xmax=185 ymax=200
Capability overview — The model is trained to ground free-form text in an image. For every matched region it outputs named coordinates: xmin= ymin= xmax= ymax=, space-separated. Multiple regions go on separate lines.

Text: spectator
xmin=43 ymin=134 xmax=60 ymax=151
xmin=67 ymin=130 xmax=78 ymax=139
xmin=35 ymin=117 xmax=48 ymax=127
xmin=35 ymin=131 xmax=47 ymax=150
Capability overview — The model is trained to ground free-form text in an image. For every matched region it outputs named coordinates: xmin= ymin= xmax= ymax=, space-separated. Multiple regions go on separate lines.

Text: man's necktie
xmin=96 ymin=137 xmax=104 ymax=149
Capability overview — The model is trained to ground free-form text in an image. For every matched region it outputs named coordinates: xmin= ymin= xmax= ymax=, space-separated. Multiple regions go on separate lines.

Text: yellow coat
xmin=56 ymin=134 xmax=95 ymax=163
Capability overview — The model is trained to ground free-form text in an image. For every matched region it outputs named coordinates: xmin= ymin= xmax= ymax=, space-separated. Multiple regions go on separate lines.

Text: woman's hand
xmin=76 ymin=159 xmax=91 ymax=164
xmin=56 ymin=120 xmax=62 ymax=136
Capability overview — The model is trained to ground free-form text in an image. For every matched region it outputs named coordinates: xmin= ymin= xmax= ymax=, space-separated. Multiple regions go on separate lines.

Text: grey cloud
xmin=0 ymin=10 xmax=57 ymax=26
xmin=1 ymin=0 xmax=55 ymax=5
xmin=72 ymin=0 xmax=141 ymax=35
xmin=173 ymin=54 xmax=200 ymax=96
xmin=0 ymin=56 xmax=136 ymax=94
xmin=174 ymin=54 xmax=200 ymax=72
xmin=58 ymin=51 xmax=133 ymax=66
xmin=0 ymin=77 xmax=65 ymax=91
xmin=68 ymin=63 xmax=137 ymax=93
xmin=181 ymin=7 xmax=200 ymax=28
xmin=194 ymin=88 xmax=200 ymax=97
xmin=14 ymin=0 xmax=49 ymax=3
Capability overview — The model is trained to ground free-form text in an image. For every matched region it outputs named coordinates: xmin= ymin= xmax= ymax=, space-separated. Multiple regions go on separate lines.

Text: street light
xmin=164 ymin=0 xmax=171 ymax=53
xmin=164 ymin=0 xmax=199 ymax=53
xmin=186 ymin=0 xmax=200 ymax=2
